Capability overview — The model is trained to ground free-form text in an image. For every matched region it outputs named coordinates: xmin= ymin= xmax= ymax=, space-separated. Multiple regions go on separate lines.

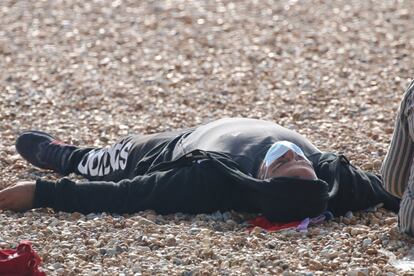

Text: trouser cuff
xmin=33 ymin=179 xmax=56 ymax=208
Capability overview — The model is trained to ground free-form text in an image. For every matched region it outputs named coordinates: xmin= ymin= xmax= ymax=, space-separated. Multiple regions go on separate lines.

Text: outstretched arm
xmin=314 ymin=153 xmax=401 ymax=216
xmin=0 ymin=174 xmax=194 ymax=214
xmin=0 ymin=158 xmax=237 ymax=215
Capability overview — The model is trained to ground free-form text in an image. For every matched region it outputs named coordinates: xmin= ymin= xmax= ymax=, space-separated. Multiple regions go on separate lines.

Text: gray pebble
xmin=86 ymin=213 xmax=99 ymax=220
xmin=347 ymin=268 xmax=369 ymax=276
xmin=362 ymin=238 xmax=372 ymax=247
xmin=222 ymin=211 xmax=232 ymax=221
xmin=49 ymin=219 xmax=60 ymax=227
xmin=189 ymin=227 xmax=201 ymax=234
xmin=345 ymin=211 xmax=353 ymax=218
xmin=211 ymin=211 xmax=224 ymax=221
xmin=106 ymin=248 xmax=118 ymax=256
xmin=53 ymin=262 xmax=63 ymax=270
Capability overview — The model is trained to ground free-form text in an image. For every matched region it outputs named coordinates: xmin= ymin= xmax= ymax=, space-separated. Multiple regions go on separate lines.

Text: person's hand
xmin=0 ymin=181 xmax=36 ymax=212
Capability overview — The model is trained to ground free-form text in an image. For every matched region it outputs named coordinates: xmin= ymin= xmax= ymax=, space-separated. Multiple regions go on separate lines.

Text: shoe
xmin=15 ymin=130 xmax=77 ymax=175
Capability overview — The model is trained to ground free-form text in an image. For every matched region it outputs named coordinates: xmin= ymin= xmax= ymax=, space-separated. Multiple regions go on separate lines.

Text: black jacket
xmin=34 ymin=118 xmax=400 ymax=221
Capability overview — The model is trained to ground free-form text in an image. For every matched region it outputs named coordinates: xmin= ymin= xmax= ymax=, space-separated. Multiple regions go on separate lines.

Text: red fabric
xmin=0 ymin=241 xmax=46 ymax=276
xmin=248 ymin=216 xmax=301 ymax=232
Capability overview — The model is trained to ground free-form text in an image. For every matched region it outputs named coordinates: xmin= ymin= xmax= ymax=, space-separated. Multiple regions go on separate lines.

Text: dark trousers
xmin=66 ymin=129 xmax=188 ymax=182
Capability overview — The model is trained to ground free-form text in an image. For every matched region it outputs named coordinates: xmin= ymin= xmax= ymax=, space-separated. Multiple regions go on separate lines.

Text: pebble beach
xmin=1 ymin=0 xmax=414 ymax=274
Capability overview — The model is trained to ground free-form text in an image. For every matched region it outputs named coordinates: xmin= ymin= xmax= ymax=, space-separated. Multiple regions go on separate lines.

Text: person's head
xmin=258 ymin=141 xmax=317 ymax=180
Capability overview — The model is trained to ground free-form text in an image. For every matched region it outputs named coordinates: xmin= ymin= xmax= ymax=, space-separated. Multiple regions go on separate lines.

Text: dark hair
xmin=258 ymin=177 xmax=330 ymax=222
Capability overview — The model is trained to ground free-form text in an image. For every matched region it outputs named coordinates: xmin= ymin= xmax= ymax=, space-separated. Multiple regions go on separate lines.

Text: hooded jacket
xmin=34 ymin=118 xmax=400 ymax=221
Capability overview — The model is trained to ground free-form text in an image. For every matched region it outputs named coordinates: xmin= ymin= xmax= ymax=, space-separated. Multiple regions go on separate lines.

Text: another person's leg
xmin=381 ymin=79 xmax=414 ymax=235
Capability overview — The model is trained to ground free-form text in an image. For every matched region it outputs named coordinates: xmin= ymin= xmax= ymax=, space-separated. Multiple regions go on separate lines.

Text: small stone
xmin=105 ymin=248 xmax=118 ymax=256
xmin=132 ymin=264 xmax=141 ymax=273
xmin=350 ymin=228 xmax=367 ymax=236
xmin=366 ymin=248 xmax=377 ymax=255
xmin=211 ymin=211 xmax=224 ymax=221
xmin=251 ymin=226 xmax=263 ymax=235
xmin=56 ymin=268 xmax=65 ymax=274
xmin=71 ymin=212 xmax=82 ymax=220
xmin=86 ymin=239 xmax=97 ymax=245
xmin=225 ymin=219 xmax=237 ymax=227
xmin=145 ymin=213 xmax=157 ymax=222
xmin=49 ymin=219 xmax=60 ymax=227
xmin=347 ymin=268 xmax=369 ymax=276
xmin=133 ymin=216 xmax=155 ymax=226
xmin=374 ymin=212 xmax=383 ymax=219
xmin=345 ymin=211 xmax=353 ymax=218
xmin=174 ymin=213 xmax=188 ymax=221
xmin=189 ymin=227 xmax=201 ymax=234
xmin=135 ymin=246 xmax=151 ymax=253
xmin=308 ymin=259 xmax=323 ymax=270
xmin=0 ymin=242 xmax=10 ymax=248
xmin=266 ymin=240 xmax=278 ymax=249
xmin=222 ymin=212 xmax=232 ymax=221
xmin=165 ymin=235 xmax=176 ymax=246
xmin=86 ymin=249 xmax=98 ymax=257
xmin=115 ymin=245 xmax=124 ymax=253
xmin=86 ymin=213 xmax=99 ymax=220
xmin=370 ymin=217 xmax=380 ymax=225
xmin=298 ymin=248 xmax=308 ymax=256
xmin=53 ymin=262 xmax=63 ymax=270
xmin=362 ymin=238 xmax=372 ymax=247
xmin=321 ymin=247 xmax=338 ymax=259
xmin=200 ymin=248 xmax=215 ymax=259
xmin=385 ymin=217 xmax=397 ymax=225
xmin=99 ymin=57 xmax=110 ymax=65
xmin=173 ymin=258 xmax=182 ymax=265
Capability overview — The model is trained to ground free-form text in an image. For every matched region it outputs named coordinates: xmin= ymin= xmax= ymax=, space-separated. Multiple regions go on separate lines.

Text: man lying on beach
xmin=0 ymin=117 xmax=399 ymax=223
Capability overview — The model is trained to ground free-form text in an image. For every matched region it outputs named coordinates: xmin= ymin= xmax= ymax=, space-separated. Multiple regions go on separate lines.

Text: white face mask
xmin=262 ymin=141 xmax=308 ymax=178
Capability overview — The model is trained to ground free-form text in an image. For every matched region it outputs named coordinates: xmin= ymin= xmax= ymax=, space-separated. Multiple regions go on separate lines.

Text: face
xmin=258 ymin=149 xmax=317 ymax=180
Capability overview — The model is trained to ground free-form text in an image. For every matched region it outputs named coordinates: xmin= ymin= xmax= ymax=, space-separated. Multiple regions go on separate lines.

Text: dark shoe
xmin=15 ymin=131 xmax=77 ymax=175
